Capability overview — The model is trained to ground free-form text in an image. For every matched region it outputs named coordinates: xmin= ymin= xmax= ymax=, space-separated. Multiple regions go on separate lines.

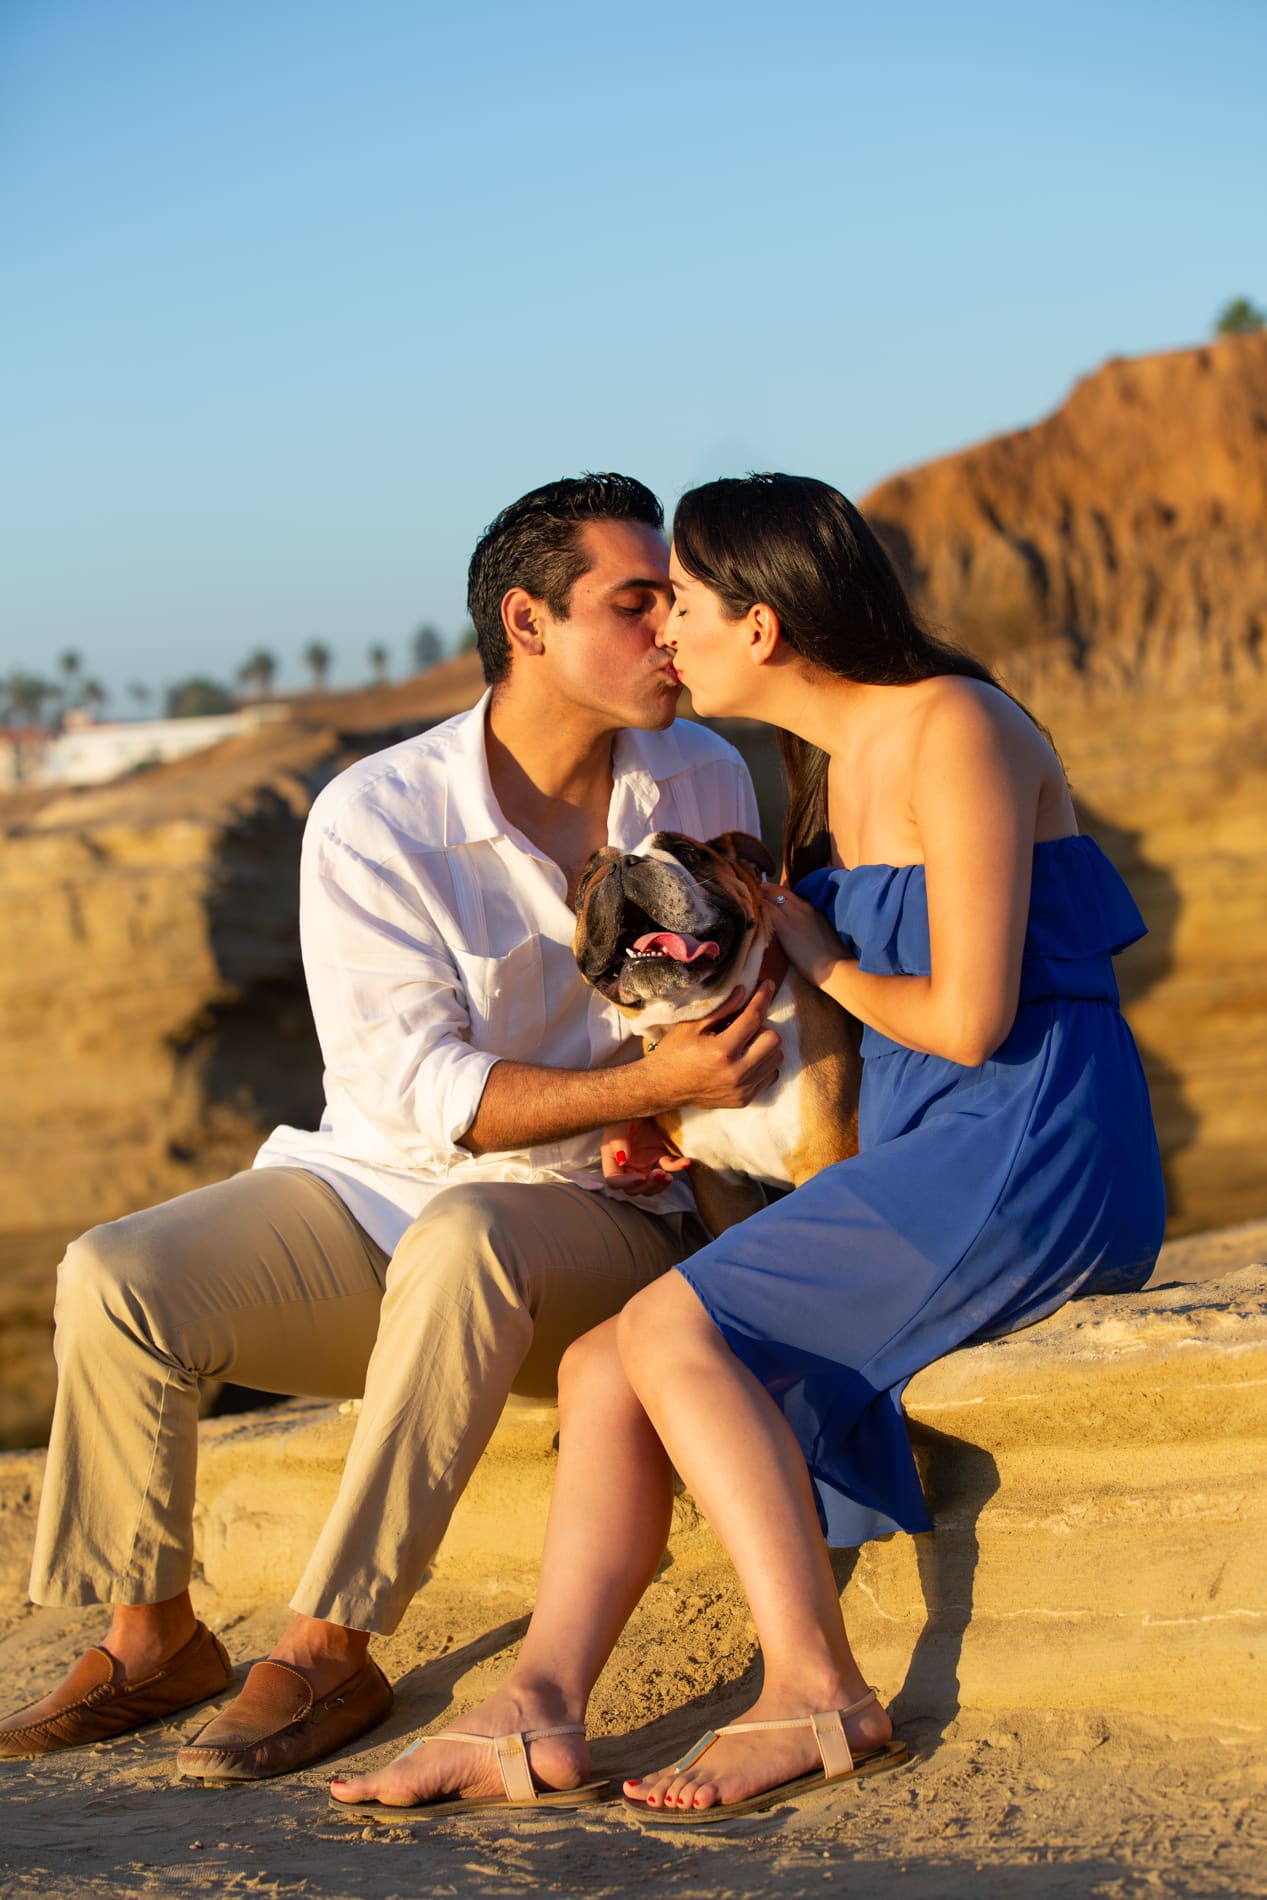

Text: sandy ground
xmin=3 ymin=1576 xmax=1264 ymax=1900
xmin=4 ymin=1224 xmax=1265 ymax=1895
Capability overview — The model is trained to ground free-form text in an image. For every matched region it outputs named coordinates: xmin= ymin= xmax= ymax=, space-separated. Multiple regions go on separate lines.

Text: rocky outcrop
xmin=0 ymin=659 xmax=486 ymax=1447
xmin=1049 ymin=690 xmax=1266 ymax=1245
xmin=182 ymin=1242 xmax=1267 ymax=1733
xmin=863 ymin=331 xmax=1267 ymax=692
xmin=2 ymin=1224 xmax=1263 ymax=1731
xmin=4 ymin=341 xmax=1266 ymax=1450
xmin=860 ymin=337 xmax=1267 ymax=1243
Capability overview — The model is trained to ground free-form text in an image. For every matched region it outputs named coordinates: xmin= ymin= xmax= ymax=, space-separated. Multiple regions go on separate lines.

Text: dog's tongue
xmin=632 ymin=931 xmax=721 ymax=964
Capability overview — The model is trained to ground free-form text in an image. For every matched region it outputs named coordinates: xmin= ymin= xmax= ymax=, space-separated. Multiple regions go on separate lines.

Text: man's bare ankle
xmin=269 ymin=1616 xmax=369 ymax=1680
xmin=103 ymin=1597 xmax=198 ymax=1678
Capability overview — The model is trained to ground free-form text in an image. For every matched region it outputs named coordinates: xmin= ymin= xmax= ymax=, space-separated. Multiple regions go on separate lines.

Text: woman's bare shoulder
xmin=910 ymin=675 xmax=1049 ymax=757
xmin=906 ymin=676 xmax=1074 ymax=839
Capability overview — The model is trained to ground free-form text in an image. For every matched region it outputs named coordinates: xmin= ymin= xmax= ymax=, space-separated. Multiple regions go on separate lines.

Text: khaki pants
xmin=30 ymin=1168 xmax=695 ymax=1634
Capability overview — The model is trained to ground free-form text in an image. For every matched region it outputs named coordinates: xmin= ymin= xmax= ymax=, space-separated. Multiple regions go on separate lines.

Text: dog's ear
xmin=573 ymin=846 xmax=623 ymax=913
xmin=708 ymin=831 xmax=775 ymax=879
xmin=572 ymin=847 xmax=629 ymax=972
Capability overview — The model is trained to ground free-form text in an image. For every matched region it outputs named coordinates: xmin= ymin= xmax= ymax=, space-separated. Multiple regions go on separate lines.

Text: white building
xmin=0 ymin=706 xmax=287 ymax=790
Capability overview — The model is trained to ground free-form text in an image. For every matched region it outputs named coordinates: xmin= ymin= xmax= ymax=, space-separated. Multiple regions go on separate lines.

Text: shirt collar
xmin=609 ymin=724 xmax=667 ymax=839
xmin=440 ymin=690 xmax=505 ymax=847
xmin=442 ymin=691 xmax=667 ymax=850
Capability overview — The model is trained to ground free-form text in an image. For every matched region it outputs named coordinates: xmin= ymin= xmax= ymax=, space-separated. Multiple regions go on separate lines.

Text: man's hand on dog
xmin=602 ymin=982 xmax=782 ymax=1196
xmin=650 ymin=981 xmax=782 ymax=1109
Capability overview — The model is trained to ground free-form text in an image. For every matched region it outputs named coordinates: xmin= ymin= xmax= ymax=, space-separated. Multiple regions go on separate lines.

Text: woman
xmin=330 ymin=475 xmax=1165 ymax=1823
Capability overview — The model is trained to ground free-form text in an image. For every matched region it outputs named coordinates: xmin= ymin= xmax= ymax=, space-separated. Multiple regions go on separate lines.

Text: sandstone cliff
xmin=1 ymin=660 xmax=485 ymax=1233
xmin=3 ymin=340 xmax=1265 ymax=1447
xmin=864 ymin=330 xmax=1267 ymax=692
xmin=860 ymin=334 xmax=1267 ymax=1251
xmin=0 ymin=660 xmax=486 ymax=1445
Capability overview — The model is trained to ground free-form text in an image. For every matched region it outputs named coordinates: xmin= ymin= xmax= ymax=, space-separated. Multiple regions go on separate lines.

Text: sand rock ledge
xmin=1 ymin=1229 xmax=1263 ymax=1736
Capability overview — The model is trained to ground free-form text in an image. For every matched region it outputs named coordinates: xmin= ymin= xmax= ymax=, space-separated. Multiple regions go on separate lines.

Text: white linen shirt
xmin=254 ymin=691 xmax=760 ymax=1253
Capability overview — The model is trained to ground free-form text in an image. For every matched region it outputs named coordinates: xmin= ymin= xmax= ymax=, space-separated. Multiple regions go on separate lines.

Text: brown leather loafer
xmin=175 ymin=1656 xmax=393 ymax=1781
xmin=0 ymin=1621 xmax=233 ymax=1758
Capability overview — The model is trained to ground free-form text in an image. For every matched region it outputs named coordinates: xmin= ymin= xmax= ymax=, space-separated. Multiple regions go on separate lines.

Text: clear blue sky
xmin=3 ymin=0 xmax=1263 ymax=704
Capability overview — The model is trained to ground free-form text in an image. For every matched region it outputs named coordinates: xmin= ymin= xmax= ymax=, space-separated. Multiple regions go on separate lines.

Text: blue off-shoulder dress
xmin=676 ymin=834 xmax=1166 ymax=1548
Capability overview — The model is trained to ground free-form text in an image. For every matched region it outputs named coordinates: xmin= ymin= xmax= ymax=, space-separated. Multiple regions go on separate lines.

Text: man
xmin=1 ymin=474 xmax=779 ymax=1779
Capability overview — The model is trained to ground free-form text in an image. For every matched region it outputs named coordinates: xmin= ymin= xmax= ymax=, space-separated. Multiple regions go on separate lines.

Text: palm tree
xmin=238 ymin=649 xmax=278 ymax=698
xmin=412 ymin=624 xmax=443 ymax=671
xmin=303 ymin=641 xmax=332 ymax=691
xmin=81 ymin=679 xmax=108 ymax=719
xmin=166 ymin=677 xmax=235 ymax=718
xmin=368 ymin=643 xmax=390 ymax=687
xmin=1215 ymin=296 xmax=1265 ymax=336
xmin=3 ymin=672 xmax=55 ymax=727
xmin=127 ymin=682 xmax=152 ymax=717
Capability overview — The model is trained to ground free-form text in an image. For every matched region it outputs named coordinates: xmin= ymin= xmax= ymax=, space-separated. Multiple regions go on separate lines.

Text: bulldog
xmin=573 ymin=830 xmax=862 ymax=1235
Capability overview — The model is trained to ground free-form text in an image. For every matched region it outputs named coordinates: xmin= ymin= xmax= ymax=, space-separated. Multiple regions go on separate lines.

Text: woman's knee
xmin=557 ymin=1317 xmax=621 ymax=1401
xmin=616 ymin=1270 xmax=718 ymax=1388
xmin=557 ymin=1317 xmax=646 ymax=1434
xmin=616 ymin=1274 xmax=677 ymax=1379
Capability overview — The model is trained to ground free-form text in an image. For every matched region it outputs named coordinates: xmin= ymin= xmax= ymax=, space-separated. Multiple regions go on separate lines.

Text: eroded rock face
xmin=3 ymin=342 xmax=1266 ymax=1448
xmin=0 ymin=664 xmax=488 ymax=1447
xmin=859 ymin=335 xmax=1267 ymax=1242
xmin=864 ymin=332 xmax=1267 ymax=691
xmin=164 ymin=1249 xmax=1267 ymax=1734
xmin=2 ymin=1226 xmax=1262 ymax=1729
xmin=2 ymin=733 xmax=332 ymax=1239
xmin=1048 ymin=692 xmax=1266 ymax=1243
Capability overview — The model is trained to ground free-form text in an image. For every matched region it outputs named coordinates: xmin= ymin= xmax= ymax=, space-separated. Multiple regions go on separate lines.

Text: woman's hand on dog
xmin=762 ymin=883 xmax=852 ymax=992
xmin=601 ymin=1120 xmax=692 ymax=1198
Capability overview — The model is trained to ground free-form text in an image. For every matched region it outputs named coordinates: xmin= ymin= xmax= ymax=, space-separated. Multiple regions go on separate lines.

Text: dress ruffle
xmin=797 ymin=836 xmax=1147 ymax=1054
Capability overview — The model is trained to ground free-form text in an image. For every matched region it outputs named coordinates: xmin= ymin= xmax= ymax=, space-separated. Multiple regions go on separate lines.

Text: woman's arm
xmin=769 ymin=686 xmax=1044 ymax=1066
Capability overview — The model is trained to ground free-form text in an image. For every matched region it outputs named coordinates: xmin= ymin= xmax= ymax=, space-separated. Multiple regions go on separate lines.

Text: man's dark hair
xmin=466 ymin=473 xmax=664 ymax=686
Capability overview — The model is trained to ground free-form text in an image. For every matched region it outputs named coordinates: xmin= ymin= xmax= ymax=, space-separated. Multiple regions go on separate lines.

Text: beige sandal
xmin=330 ymin=1722 xmax=611 ymax=1816
xmin=622 ymin=1688 xmax=910 ymax=1826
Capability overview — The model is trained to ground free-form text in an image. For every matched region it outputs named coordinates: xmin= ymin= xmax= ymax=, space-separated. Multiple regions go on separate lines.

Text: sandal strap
xmin=415 ymin=1723 xmax=586 ymax=1805
xmin=673 ymin=1689 xmax=879 ymax=1781
xmin=423 ymin=1724 xmax=585 ymax=1744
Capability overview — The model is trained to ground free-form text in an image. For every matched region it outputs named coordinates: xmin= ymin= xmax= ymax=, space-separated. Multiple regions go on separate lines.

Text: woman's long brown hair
xmin=673 ymin=474 xmax=1048 ymax=883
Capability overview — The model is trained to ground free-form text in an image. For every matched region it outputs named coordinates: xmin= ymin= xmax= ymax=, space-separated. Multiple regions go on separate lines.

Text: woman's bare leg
xmin=616 ymin=1270 xmax=892 ymax=1813
xmin=332 ymin=1318 xmax=671 ymax=1807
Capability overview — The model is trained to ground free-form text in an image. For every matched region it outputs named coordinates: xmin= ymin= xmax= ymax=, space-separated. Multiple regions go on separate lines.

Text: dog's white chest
xmin=673 ymin=993 xmax=807 ymax=1186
